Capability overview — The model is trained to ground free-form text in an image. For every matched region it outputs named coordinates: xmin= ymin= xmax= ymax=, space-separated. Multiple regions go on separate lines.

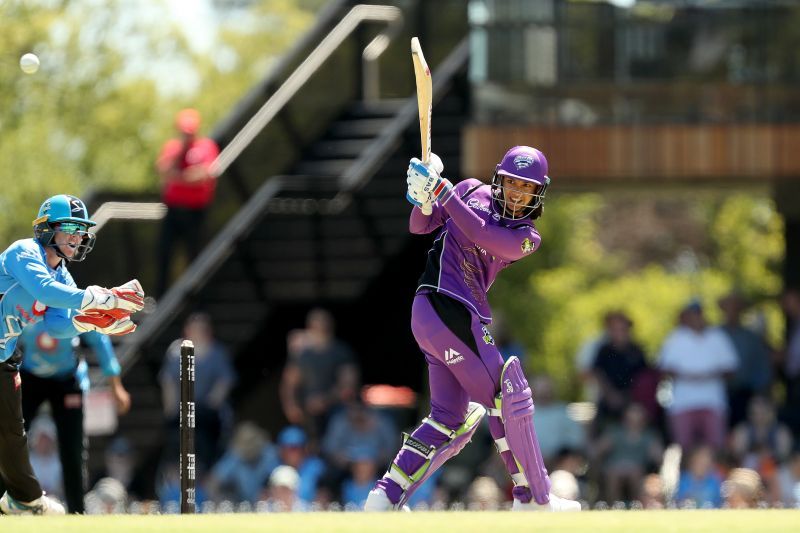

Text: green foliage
xmin=490 ymin=193 xmax=785 ymax=399
xmin=0 ymin=0 xmax=316 ymax=245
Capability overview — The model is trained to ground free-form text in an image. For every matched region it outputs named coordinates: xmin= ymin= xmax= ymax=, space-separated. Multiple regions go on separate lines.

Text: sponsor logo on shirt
xmin=467 ymin=198 xmax=500 ymax=221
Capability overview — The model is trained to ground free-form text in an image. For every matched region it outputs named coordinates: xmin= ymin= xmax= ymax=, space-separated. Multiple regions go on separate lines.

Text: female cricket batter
xmin=365 ymin=146 xmax=580 ymax=511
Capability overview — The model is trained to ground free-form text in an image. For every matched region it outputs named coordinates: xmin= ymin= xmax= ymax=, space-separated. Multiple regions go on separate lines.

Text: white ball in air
xmin=20 ymin=53 xmax=40 ymax=74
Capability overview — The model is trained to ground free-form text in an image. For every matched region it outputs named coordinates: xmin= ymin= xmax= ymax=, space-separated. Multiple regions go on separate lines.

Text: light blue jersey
xmin=0 ymin=238 xmax=85 ymax=362
xmin=19 ymin=322 xmax=120 ymax=391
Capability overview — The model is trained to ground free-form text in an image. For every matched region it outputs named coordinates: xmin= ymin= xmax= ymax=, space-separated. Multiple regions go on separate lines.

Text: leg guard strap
xmin=391 ymin=402 xmax=486 ymax=507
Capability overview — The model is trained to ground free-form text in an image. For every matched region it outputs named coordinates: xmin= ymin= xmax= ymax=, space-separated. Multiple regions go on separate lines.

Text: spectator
xmin=27 ymin=416 xmax=64 ymax=504
xmin=264 ymin=465 xmax=303 ymax=512
xmin=777 ymin=449 xmax=800 ymax=508
xmin=207 ymin=422 xmax=279 ymax=504
xmin=780 ymin=287 xmax=800 ymax=435
xmin=549 ymin=470 xmax=580 ymax=503
xmin=320 ymin=399 xmax=396 ymax=501
xmin=595 ymin=403 xmax=663 ymax=504
xmin=675 ymin=445 xmax=723 ymax=508
xmin=574 ymin=312 xmax=614 ymax=402
xmin=159 ymin=313 xmax=237 ymax=471
xmin=638 ymin=473 xmax=666 ymax=509
xmin=275 ymin=426 xmax=325 ymax=505
xmin=529 ymin=374 xmax=585 ymax=466
xmin=466 ymin=476 xmax=504 ymax=511
xmin=717 ymin=292 xmax=772 ymax=428
xmin=84 ymin=477 xmax=127 ymax=515
xmin=341 ymin=451 xmax=380 ymax=509
xmin=102 ymin=437 xmax=136 ymax=493
xmin=155 ymin=108 xmax=219 ymax=297
xmin=591 ymin=312 xmax=652 ymax=430
xmin=722 ymin=468 xmax=763 ymax=508
xmin=730 ymin=396 xmax=793 ymax=471
xmin=279 ymin=309 xmax=359 ymax=441
xmin=658 ymin=300 xmax=738 ymax=452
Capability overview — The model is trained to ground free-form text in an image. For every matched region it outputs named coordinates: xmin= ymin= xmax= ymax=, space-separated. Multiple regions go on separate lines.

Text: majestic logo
xmin=481 ymin=325 xmax=495 ymax=345
xmin=521 ymin=238 xmax=534 ymax=254
xmin=445 ymin=348 xmax=464 ymax=366
xmin=513 ymin=155 xmax=534 ymax=169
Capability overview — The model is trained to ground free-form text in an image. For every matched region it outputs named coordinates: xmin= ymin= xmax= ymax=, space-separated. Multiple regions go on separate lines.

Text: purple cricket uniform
xmin=375 ymin=178 xmax=547 ymax=505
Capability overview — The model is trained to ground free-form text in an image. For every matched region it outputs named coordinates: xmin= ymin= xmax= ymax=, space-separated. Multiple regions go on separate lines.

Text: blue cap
xmin=277 ymin=426 xmax=307 ymax=447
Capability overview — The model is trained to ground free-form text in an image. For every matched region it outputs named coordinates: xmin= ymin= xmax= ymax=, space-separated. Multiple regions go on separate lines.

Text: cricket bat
xmin=411 ymin=37 xmax=432 ymax=164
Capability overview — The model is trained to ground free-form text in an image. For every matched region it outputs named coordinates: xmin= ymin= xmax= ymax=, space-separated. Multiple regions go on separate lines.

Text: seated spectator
xmin=638 ymin=473 xmax=666 ymax=509
xmin=530 ymin=374 xmax=586 ymax=467
xmin=722 ymin=468 xmax=764 ymax=508
xmin=658 ymin=300 xmax=738 ymax=452
xmin=263 ymin=465 xmax=304 ymax=512
xmin=595 ymin=403 xmax=663 ymax=503
xmin=675 ymin=445 xmax=723 ymax=508
xmin=156 ymin=461 xmax=209 ymax=510
xmin=731 ymin=396 xmax=793 ymax=473
xmin=160 ymin=313 xmax=237 ymax=471
xmin=592 ymin=312 xmax=650 ymax=430
xmin=340 ymin=450 xmax=379 ymax=509
xmin=28 ymin=415 xmax=64 ymax=503
xmin=777 ymin=449 xmax=800 ymax=508
xmin=466 ymin=476 xmax=504 ymax=511
xmin=279 ymin=309 xmax=360 ymax=442
xmin=717 ymin=292 xmax=772 ymax=428
xmin=276 ymin=426 xmax=325 ymax=505
xmin=549 ymin=470 xmax=580 ymax=504
xmin=85 ymin=477 xmax=127 ymax=514
xmin=103 ymin=436 xmax=136 ymax=492
xmin=207 ymin=422 xmax=279 ymax=504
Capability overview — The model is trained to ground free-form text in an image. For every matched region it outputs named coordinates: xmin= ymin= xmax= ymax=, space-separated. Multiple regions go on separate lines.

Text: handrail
xmin=114 ymin=36 xmax=470 ymax=374
xmin=211 ymin=4 xmax=403 ymax=178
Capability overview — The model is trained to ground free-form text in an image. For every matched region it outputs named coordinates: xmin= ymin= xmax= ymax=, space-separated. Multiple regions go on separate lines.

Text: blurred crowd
xmin=26 ymin=288 xmax=800 ymax=513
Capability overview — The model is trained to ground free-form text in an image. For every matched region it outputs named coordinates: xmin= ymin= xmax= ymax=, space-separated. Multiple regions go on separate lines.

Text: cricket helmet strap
xmin=490 ymin=146 xmax=550 ymax=220
xmin=33 ymin=194 xmax=97 ymax=262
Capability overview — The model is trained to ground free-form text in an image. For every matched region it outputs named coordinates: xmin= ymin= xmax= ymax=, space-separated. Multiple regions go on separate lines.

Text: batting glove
xmin=80 ymin=279 xmax=145 ymax=315
xmin=408 ymin=155 xmax=452 ymax=204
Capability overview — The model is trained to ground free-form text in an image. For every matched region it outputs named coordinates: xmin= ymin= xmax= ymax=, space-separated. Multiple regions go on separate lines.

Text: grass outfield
xmin=1 ymin=511 xmax=798 ymax=533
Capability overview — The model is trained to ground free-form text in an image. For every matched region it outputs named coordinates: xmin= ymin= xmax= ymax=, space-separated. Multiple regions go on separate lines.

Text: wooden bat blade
xmin=411 ymin=37 xmax=432 ymax=164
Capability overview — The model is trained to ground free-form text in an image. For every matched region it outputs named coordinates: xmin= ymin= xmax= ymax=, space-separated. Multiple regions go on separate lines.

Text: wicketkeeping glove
xmin=73 ymin=312 xmax=137 ymax=336
xmin=80 ymin=279 xmax=145 ymax=315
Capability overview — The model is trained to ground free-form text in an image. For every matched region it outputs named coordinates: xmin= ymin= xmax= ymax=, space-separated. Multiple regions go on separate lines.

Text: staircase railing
xmin=114 ymin=37 xmax=470 ymax=375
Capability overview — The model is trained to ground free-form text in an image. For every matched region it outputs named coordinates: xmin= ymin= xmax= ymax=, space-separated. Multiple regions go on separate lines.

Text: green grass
xmin=1 ymin=511 xmax=798 ymax=533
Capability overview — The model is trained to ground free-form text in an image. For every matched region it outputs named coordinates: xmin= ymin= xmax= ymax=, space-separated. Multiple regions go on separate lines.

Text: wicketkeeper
xmin=365 ymin=147 xmax=581 ymax=511
xmin=0 ymin=194 xmax=143 ymax=514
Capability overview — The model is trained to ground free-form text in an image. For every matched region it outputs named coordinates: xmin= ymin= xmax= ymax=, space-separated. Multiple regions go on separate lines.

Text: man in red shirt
xmin=155 ymin=108 xmax=219 ymax=296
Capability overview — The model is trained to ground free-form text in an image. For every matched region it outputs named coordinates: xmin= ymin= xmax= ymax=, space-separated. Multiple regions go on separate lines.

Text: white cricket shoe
xmin=512 ymin=493 xmax=581 ymax=512
xmin=363 ymin=488 xmax=411 ymax=512
xmin=0 ymin=491 xmax=66 ymax=515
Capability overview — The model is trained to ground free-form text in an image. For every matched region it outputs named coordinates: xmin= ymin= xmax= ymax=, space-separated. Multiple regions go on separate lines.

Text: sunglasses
xmin=55 ymin=222 xmax=90 ymax=235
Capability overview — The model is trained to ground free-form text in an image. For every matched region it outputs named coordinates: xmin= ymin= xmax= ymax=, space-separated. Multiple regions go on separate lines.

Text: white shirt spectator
xmin=658 ymin=326 xmax=738 ymax=413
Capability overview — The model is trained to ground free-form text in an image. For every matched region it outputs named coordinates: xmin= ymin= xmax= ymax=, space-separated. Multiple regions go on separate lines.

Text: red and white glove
xmin=73 ymin=311 xmax=137 ymax=336
xmin=80 ymin=279 xmax=145 ymax=315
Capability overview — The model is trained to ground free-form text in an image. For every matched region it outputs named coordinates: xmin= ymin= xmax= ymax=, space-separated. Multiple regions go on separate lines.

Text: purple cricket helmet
xmin=491 ymin=146 xmax=550 ymax=220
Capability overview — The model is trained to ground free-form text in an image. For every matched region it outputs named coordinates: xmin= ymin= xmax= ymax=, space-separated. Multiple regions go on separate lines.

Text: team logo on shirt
xmin=481 ymin=325 xmax=495 ymax=345
xmin=521 ymin=238 xmax=534 ymax=254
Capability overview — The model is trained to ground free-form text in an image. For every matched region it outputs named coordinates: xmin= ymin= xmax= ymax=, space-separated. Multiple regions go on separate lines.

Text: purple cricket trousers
xmin=376 ymin=292 xmax=537 ymax=504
